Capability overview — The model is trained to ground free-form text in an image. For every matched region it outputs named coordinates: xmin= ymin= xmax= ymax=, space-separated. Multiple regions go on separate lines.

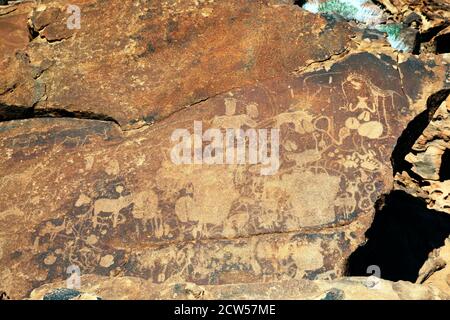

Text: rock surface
xmin=0 ymin=0 xmax=449 ymax=300
xmin=28 ymin=275 xmax=448 ymax=300
xmin=396 ymin=96 xmax=450 ymax=209
xmin=418 ymin=236 xmax=450 ymax=293
xmin=2 ymin=0 xmax=353 ymax=128
xmin=301 ymin=0 xmax=450 ymax=53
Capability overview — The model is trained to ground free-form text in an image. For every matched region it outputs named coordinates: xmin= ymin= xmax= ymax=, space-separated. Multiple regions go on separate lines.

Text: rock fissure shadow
xmin=0 ymin=103 xmax=120 ymax=126
xmin=412 ymin=23 xmax=450 ymax=54
xmin=391 ymin=89 xmax=450 ymax=175
xmin=435 ymin=33 xmax=450 ymax=54
xmin=346 ymin=89 xmax=450 ymax=282
xmin=440 ymin=148 xmax=450 ymax=181
xmin=346 ymin=190 xmax=450 ymax=282
xmin=293 ymin=0 xmax=307 ymax=7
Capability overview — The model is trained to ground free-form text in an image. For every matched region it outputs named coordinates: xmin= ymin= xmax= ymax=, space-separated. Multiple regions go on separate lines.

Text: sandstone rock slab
xmin=0 ymin=0 xmax=449 ymax=300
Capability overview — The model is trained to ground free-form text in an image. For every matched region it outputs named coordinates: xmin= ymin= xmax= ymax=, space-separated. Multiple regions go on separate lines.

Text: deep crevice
xmin=435 ymin=33 xmax=450 ymax=54
xmin=412 ymin=23 xmax=450 ymax=54
xmin=391 ymin=89 xmax=450 ymax=175
xmin=293 ymin=0 xmax=307 ymax=7
xmin=345 ymin=190 xmax=450 ymax=282
xmin=0 ymin=103 xmax=120 ymax=126
xmin=439 ymin=148 xmax=450 ymax=181
xmin=347 ymin=89 xmax=450 ymax=282
xmin=27 ymin=22 xmax=40 ymax=41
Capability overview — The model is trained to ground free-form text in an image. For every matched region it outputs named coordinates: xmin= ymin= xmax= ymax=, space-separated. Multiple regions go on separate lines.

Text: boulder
xmin=417 ymin=236 xmax=450 ymax=293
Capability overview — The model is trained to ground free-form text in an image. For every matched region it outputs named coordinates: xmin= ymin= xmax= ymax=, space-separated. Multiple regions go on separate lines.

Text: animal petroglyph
xmin=211 ymin=98 xmax=259 ymax=129
xmin=91 ymin=189 xmax=159 ymax=228
xmin=273 ymin=108 xmax=315 ymax=134
xmin=158 ymin=162 xmax=239 ymax=227
xmin=2 ymin=47 xmax=428 ymax=299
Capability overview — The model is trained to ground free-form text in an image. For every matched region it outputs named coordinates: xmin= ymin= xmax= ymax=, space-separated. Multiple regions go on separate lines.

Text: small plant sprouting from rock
xmin=302 ymin=0 xmax=384 ymax=25
xmin=376 ymin=23 xmax=402 ymax=40
xmin=318 ymin=0 xmax=358 ymax=20
xmin=301 ymin=1 xmax=413 ymax=51
xmin=376 ymin=23 xmax=412 ymax=52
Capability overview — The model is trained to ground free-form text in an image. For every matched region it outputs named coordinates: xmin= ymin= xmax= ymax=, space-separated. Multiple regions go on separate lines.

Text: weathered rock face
xmin=377 ymin=0 xmax=450 ymax=32
xmin=390 ymin=0 xmax=450 ymax=54
xmin=0 ymin=0 xmax=449 ymax=300
xmin=396 ymin=96 xmax=450 ymax=212
xmin=2 ymin=0 xmax=353 ymax=128
xmin=301 ymin=0 xmax=450 ymax=53
xmin=418 ymin=236 xmax=450 ymax=293
xmin=0 ymin=50 xmax=424 ymax=298
xmin=0 ymin=2 xmax=33 ymax=61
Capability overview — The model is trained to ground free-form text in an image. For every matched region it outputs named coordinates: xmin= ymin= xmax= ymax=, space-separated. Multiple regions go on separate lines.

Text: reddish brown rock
xmin=0 ymin=2 xmax=32 ymax=62
xmin=1 ymin=0 xmax=354 ymax=128
xmin=1 ymin=47 xmax=447 ymax=298
xmin=377 ymin=0 xmax=450 ymax=53
xmin=417 ymin=236 xmax=450 ymax=293
xmin=381 ymin=0 xmax=450 ymax=32
xmin=0 ymin=2 xmax=40 ymax=111
xmin=395 ymin=95 xmax=450 ymax=210
xmin=0 ymin=0 xmax=449 ymax=300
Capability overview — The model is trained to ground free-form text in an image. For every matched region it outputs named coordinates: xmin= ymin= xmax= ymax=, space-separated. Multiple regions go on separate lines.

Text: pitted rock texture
xmin=0 ymin=0 xmax=449 ymax=300
xmin=0 ymin=2 xmax=33 ymax=61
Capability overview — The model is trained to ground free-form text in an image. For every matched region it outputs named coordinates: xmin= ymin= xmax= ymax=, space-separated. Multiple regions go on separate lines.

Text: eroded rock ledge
xmin=28 ymin=275 xmax=449 ymax=300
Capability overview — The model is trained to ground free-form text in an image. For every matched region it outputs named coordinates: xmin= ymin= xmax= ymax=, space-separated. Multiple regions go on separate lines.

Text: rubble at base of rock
xmin=28 ymin=275 xmax=449 ymax=300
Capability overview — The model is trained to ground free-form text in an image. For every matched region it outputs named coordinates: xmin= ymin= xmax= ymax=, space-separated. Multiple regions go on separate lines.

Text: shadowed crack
xmin=439 ymin=148 xmax=450 ymax=181
xmin=293 ymin=0 xmax=307 ymax=7
xmin=0 ymin=103 xmax=120 ymax=126
xmin=346 ymin=88 xmax=450 ymax=282
xmin=346 ymin=190 xmax=450 ymax=282
xmin=412 ymin=23 xmax=450 ymax=54
xmin=391 ymin=88 xmax=450 ymax=175
xmin=435 ymin=32 xmax=450 ymax=54
xmin=0 ymin=83 xmax=256 ymax=132
xmin=294 ymin=46 xmax=350 ymax=74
